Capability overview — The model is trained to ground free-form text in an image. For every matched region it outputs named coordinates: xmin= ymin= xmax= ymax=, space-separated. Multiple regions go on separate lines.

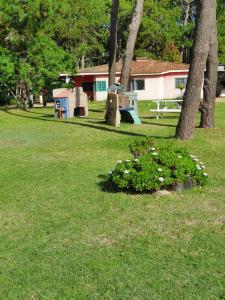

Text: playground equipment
xmin=105 ymin=84 xmax=141 ymax=126
xmin=54 ymin=97 xmax=71 ymax=119
xmin=53 ymin=87 xmax=88 ymax=119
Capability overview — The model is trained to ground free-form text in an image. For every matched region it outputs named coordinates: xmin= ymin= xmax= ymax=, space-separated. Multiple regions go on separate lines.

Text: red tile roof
xmin=77 ymin=59 xmax=189 ymax=76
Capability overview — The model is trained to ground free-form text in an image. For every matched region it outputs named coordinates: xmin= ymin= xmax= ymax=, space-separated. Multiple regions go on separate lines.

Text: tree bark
xmin=200 ymin=1 xmax=218 ymax=128
xmin=81 ymin=55 xmax=85 ymax=69
xmin=176 ymin=0 xmax=214 ymax=140
xmin=120 ymin=0 xmax=144 ymax=89
xmin=180 ymin=1 xmax=191 ymax=62
xmin=108 ymin=0 xmax=119 ymax=86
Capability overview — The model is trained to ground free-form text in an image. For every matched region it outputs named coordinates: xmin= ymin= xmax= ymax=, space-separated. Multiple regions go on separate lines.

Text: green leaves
xmin=0 ymin=0 xmax=224 ymax=104
xmin=27 ymin=36 xmax=75 ymax=92
xmin=108 ymin=143 xmax=208 ymax=193
xmin=0 ymin=0 xmax=76 ymax=100
xmin=217 ymin=0 xmax=225 ymax=64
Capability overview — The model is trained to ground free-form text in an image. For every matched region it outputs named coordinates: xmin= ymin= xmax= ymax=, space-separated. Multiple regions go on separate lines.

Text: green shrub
xmin=108 ymin=144 xmax=208 ymax=193
xmin=129 ymin=138 xmax=155 ymax=158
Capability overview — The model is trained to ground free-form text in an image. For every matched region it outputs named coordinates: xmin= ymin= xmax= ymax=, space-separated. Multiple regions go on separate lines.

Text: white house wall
xmin=164 ymin=74 xmax=188 ymax=99
xmin=95 ymin=75 xmax=166 ymax=101
xmin=141 ymin=76 xmax=164 ymax=100
xmin=95 ymin=77 xmax=109 ymax=101
xmin=88 ymin=73 xmax=190 ymax=101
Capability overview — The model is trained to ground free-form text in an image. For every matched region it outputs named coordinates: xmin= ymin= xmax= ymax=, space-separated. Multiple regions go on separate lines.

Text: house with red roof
xmin=74 ymin=58 xmax=189 ymax=101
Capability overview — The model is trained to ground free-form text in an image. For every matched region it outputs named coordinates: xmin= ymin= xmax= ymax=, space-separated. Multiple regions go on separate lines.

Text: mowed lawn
xmin=0 ymin=101 xmax=225 ymax=300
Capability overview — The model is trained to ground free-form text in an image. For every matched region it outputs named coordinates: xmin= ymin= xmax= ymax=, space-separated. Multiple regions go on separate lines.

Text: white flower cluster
xmin=159 ymin=177 xmax=164 ymax=182
xmin=190 ymin=155 xmax=206 ymax=172
xmin=117 ymin=160 xmax=122 ymax=164
xmin=157 ymin=168 xmax=162 ymax=172
xmin=134 ymin=158 xmax=139 ymax=162
xmin=150 ymin=147 xmax=156 ymax=151
xmin=152 ymin=152 xmax=158 ymax=156
xmin=124 ymin=170 xmax=129 ymax=174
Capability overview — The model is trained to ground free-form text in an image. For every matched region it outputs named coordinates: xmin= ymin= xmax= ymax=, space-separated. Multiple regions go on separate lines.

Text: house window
xmin=131 ymin=79 xmax=145 ymax=91
xmin=82 ymin=82 xmax=94 ymax=92
xmin=95 ymin=81 xmax=107 ymax=92
xmin=175 ymin=78 xmax=187 ymax=89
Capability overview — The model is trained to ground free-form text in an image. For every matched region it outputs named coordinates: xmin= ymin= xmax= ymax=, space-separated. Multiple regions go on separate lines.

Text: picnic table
xmin=150 ymin=99 xmax=183 ymax=119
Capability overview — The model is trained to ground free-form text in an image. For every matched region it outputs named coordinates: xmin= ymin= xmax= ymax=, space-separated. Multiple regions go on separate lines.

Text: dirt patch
xmin=85 ymin=234 xmax=114 ymax=247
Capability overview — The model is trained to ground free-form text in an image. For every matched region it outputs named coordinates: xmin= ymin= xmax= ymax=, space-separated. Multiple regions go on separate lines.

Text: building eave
xmin=75 ymin=69 xmax=189 ymax=77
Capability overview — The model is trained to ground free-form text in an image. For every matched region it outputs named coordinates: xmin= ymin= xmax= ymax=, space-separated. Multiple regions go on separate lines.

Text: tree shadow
xmin=25 ymin=109 xmax=53 ymax=116
xmin=140 ymin=116 xmax=178 ymax=128
xmin=2 ymin=109 xmax=175 ymax=140
xmin=81 ymin=117 xmax=104 ymax=122
xmin=141 ymin=121 xmax=176 ymax=128
xmin=89 ymin=108 xmax=105 ymax=113
xmin=0 ymin=106 xmax=16 ymax=111
xmin=142 ymin=116 xmax=179 ymax=120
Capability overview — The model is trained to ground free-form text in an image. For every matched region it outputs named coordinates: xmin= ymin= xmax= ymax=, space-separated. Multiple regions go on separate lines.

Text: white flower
xmin=193 ymin=158 xmax=199 ymax=162
xmin=134 ymin=159 xmax=139 ymax=162
xmin=117 ymin=160 xmax=122 ymax=164
xmin=159 ymin=177 xmax=164 ymax=182
xmin=157 ymin=168 xmax=163 ymax=172
xmin=177 ymin=155 xmax=182 ymax=159
xmin=203 ymin=173 xmax=208 ymax=177
xmin=152 ymin=152 xmax=158 ymax=156
xmin=196 ymin=165 xmax=202 ymax=170
xmin=190 ymin=155 xmax=196 ymax=158
xmin=151 ymin=147 xmax=156 ymax=151
xmin=124 ymin=170 xmax=129 ymax=174
xmin=125 ymin=159 xmax=131 ymax=162
xmin=201 ymin=165 xmax=206 ymax=169
xmin=108 ymin=170 xmax=113 ymax=175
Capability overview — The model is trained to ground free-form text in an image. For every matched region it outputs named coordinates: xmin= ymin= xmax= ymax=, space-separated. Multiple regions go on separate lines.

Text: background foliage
xmin=0 ymin=0 xmax=224 ymax=104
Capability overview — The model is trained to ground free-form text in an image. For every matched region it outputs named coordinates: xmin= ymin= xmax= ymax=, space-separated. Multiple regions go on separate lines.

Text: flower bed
xmin=107 ymin=140 xmax=208 ymax=193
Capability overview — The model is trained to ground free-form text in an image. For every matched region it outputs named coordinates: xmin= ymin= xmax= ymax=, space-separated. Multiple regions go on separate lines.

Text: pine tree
xmin=176 ymin=0 xmax=215 ymax=140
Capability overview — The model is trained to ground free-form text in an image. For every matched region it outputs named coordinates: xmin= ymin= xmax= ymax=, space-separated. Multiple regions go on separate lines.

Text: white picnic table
xmin=150 ymin=99 xmax=183 ymax=119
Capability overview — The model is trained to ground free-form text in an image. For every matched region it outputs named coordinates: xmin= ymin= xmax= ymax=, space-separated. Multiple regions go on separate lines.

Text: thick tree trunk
xmin=181 ymin=2 xmax=191 ymax=62
xmin=176 ymin=0 xmax=214 ymax=140
xmin=108 ymin=0 xmax=119 ymax=86
xmin=16 ymin=80 xmax=29 ymax=110
xmin=200 ymin=2 xmax=218 ymax=128
xmin=120 ymin=0 xmax=144 ymax=89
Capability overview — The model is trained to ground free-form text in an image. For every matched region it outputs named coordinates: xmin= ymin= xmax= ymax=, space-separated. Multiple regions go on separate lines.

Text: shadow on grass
xmin=89 ymin=108 xmax=105 ymax=113
xmin=142 ymin=116 xmax=179 ymax=120
xmin=2 ymin=108 xmax=175 ymax=140
xmin=141 ymin=116 xmax=178 ymax=128
xmin=25 ymin=109 xmax=53 ymax=116
xmin=141 ymin=120 xmax=176 ymax=128
xmin=97 ymin=174 xmax=158 ymax=195
xmin=98 ymin=175 xmax=120 ymax=194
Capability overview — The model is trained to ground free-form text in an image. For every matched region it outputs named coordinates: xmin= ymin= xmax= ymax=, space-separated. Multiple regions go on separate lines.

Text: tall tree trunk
xmin=200 ymin=2 xmax=218 ymax=128
xmin=120 ymin=0 xmax=144 ymax=89
xmin=180 ymin=1 xmax=191 ymax=62
xmin=81 ymin=55 xmax=85 ymax=69
xmin=108 ymin=0 xmax=119 ymax=86
xmin=176 ymin=0 xmax=214 ymax=140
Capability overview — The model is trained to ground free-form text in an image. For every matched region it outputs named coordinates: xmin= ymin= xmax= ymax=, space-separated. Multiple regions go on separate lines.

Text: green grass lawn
xmin=0 ymin=102 xmax=225 ymax=299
